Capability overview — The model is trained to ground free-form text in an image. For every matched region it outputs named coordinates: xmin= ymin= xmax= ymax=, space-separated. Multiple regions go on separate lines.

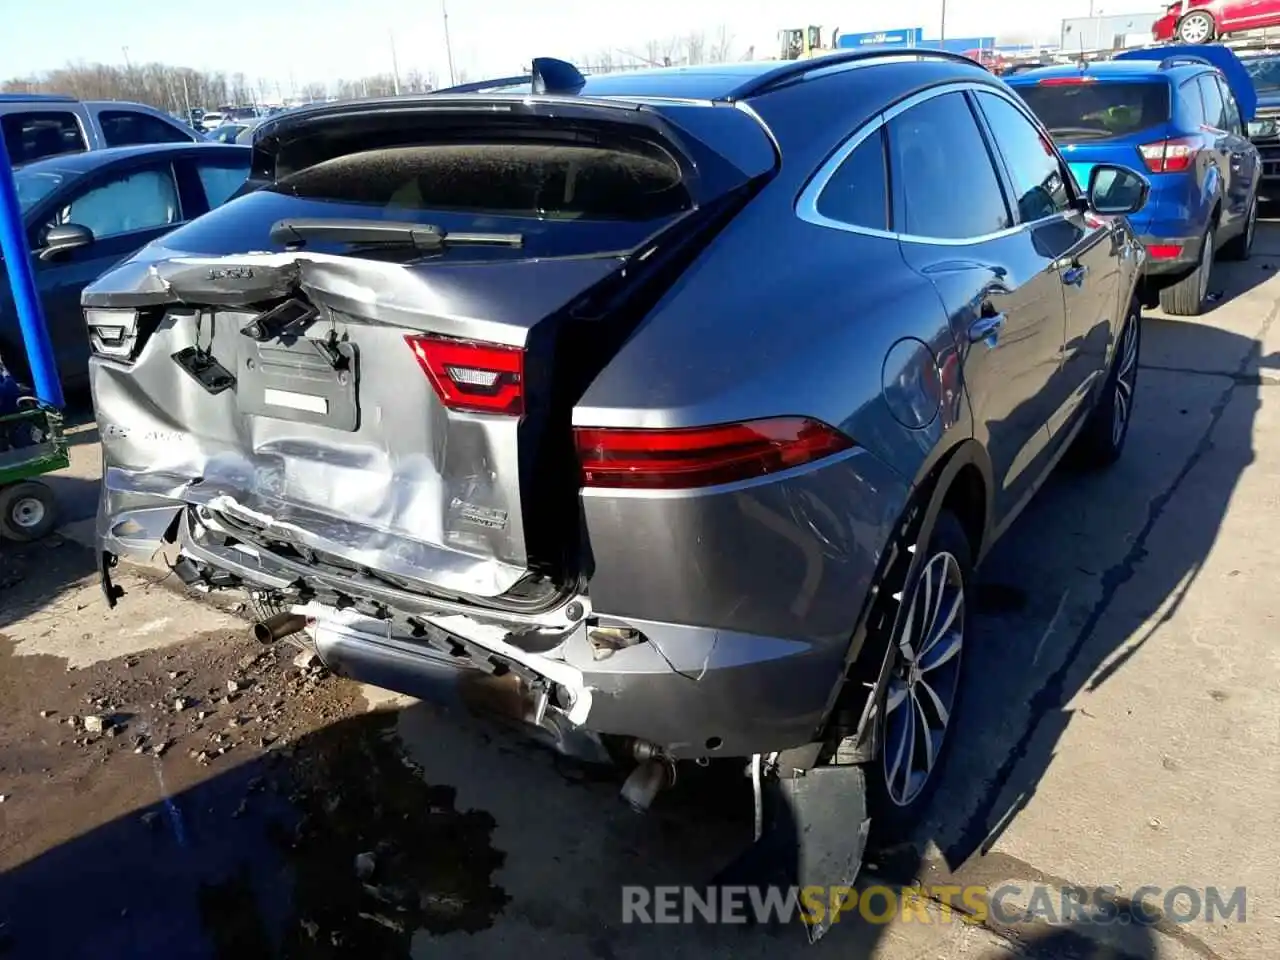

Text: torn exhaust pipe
xmin=252 ymin=612 xmax=308 ymax=644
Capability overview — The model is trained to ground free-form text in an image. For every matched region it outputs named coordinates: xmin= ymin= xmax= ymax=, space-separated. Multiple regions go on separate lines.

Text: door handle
xmin=968 ymin=311 xmax=1005 ymax=344
xmin=1062 ymin=264 xmax=1087 ymax=287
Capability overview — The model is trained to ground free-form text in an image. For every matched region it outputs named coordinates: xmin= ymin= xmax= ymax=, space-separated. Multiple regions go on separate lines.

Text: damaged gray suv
xmin=86 ymin=53 xmax=1148 ymax=910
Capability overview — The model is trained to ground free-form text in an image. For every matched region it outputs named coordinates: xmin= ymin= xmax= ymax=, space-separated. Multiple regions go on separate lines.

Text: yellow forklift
xmin=778 ymin=26 xmax=838 ymax=60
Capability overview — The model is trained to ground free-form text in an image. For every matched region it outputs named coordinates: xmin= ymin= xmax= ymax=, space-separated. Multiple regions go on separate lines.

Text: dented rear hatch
xmin=85 ymin=94 xmax=777 ymax=608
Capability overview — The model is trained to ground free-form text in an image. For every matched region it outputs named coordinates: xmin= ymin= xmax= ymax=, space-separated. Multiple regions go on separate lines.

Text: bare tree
xmin=684 ymin=31 xmax=708 ymax=66
xmin=709 ymin=26 xmax=735 ymax=63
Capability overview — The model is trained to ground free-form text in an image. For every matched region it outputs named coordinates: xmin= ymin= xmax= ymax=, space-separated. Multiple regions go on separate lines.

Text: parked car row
xmin=1006 ymin=44 xmax=1261 ymax=316
xmin=1 ymin=142 xmax=251 ymax=386
xmin=1 ymin=93 xmax=202 ymax=166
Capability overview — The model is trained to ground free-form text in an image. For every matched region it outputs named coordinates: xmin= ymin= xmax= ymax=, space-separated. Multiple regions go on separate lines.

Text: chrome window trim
xmin=795 ymin=80 xmax=1073 ymax=246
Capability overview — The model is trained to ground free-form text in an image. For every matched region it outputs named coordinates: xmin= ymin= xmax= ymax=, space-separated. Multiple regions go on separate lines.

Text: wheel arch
xmin=814 ymin=437 xmax=993 ymax=761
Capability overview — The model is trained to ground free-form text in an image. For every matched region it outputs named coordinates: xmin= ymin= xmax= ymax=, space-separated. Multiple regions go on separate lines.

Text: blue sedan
xmin=3 ymin=141 xmax=250 ymax=386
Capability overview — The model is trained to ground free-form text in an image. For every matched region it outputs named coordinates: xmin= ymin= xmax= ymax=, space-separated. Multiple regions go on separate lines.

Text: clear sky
xmin=1 ymin=0 xmax=1147 ymax=92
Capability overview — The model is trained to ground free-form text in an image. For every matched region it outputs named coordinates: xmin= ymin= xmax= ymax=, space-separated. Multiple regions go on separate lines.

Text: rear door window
xmin=1 ymin=111 xmax=86 ymax=164
xmin=48 ymin=166 xmax=181 ymax=240
xmin=99 ymin=110 xmax=193 ymax=147
xmin=886 ymin=91 xmax=1011 ymax=240
xmin=814 ymin=129 xmax=889 ymax=230
xmin=1013 ymin=81 xmax=1171 ymax=142
xmin=975 ymin=91 xmax=1073 ymax=223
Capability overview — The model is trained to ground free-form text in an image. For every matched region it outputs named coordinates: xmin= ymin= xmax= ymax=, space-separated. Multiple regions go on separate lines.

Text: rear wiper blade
xmin=269 ymin=218 xmax=524 ymax=251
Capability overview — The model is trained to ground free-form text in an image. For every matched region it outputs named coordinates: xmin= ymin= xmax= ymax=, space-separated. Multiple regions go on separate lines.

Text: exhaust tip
xmin=252 ymin=612 xmax=307 ymax=644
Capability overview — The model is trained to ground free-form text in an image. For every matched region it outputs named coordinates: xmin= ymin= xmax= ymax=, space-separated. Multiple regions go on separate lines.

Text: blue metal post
xmin=0 ymin=139 xmax=64 ymax=407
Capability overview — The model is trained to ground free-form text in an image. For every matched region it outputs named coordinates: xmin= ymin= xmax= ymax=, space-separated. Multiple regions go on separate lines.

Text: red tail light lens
xmin=1139 ymin=137 xmax=1198 ymax=174
xmin=406 ymin=334 xmax=524 ymax=416
xmin=575 ymin=417 xmax=854 ymax=490
xmin=1145 ymin=243 xmax=1183 ymax=259
xmin=1037 ymin=76 xmax=1095 ymax=86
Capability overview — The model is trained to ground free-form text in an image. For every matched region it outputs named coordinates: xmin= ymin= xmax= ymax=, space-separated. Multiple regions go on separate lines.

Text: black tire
xmin=865 ymin=509 xmax=974 ymax=836
xmin=0 ymin=481 xmax=58 ymax=542
xmin=1072 ymin=301 xmax=1141 ymax=469
xmin=1176 ymin=11 xmax=1216 ymax=43
xmin=1159 ymin=225 xmax=1214 ymax=316
xmin=1220 ymin=199 xmax=1257 ymax=261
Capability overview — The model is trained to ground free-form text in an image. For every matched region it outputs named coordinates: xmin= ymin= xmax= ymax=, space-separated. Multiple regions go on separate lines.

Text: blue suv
xmin=1007 ymin=46 xmax=1260 ymax=316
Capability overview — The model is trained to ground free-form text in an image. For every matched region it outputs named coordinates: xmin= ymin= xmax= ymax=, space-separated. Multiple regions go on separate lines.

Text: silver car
xmin=84 ymin=53 xmax=1148 ymax=891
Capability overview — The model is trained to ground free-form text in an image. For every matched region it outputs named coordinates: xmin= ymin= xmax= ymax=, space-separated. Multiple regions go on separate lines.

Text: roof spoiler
xmin=1113 ymin=44 xmax=1257 ymax=121
xmin=432 ymin=57 xmax=587 ymax=96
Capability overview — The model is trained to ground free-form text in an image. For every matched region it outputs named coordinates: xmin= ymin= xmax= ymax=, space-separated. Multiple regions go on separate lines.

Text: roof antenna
xmin=531 ymin=57 xmax=587 ymax=95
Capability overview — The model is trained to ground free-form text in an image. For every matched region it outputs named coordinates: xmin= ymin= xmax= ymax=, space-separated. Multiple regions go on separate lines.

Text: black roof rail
xmin=1158 ymin=54 xmax=1213 ymax=69
xmin=723 ymin=47 xmax=989 ymax=101
xmin=433 ymin=56 xmax=587 ymax=96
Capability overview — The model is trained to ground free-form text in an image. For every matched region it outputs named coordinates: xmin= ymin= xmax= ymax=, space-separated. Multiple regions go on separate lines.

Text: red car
xmin=1153 ymin=0 xmax=1280 ymax=44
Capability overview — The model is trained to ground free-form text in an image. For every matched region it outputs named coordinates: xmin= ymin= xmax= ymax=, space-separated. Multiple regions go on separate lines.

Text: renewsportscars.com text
xmin=621 ymin=884 xmax=1248 ymax=928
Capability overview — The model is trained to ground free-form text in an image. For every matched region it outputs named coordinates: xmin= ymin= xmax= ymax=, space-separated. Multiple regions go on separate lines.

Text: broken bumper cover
xmin=296 ymin=603 xmax=846 ymax=760
xmin=98 ymin=488 xmax=848 ymax=761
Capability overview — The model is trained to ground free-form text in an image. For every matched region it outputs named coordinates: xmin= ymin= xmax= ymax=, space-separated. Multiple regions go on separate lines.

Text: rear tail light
xmin=1145 ymin=243 xmax=1183 ymax=259
xmin=1139 ymin=137 xmax=1198 ymax=174
xmin=84 ymin=308 xmax=141 ymax=361
xmin=406 ymin=333 xmax=524 ymax=416
xmin=1037 ymin=76 xmax=1096 ymax=86
xmin=574 ymin=417 xmax=854 ymax=490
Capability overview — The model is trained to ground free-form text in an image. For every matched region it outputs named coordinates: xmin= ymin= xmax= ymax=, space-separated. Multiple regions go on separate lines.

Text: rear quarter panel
xmin=574 ymin=81 xmax=975 ymax=639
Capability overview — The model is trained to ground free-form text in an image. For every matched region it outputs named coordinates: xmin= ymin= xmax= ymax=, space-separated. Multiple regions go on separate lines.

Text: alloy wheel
xmin=1112 ymin=317 xmax=1139 ymax=448
xmin=1179 ymin=14 xmax=1212 ymax=43
xmin=1247 ymin=201 xmax=1258 ymax=253
xmin=882 ymin=550 xmax=965 ymax=807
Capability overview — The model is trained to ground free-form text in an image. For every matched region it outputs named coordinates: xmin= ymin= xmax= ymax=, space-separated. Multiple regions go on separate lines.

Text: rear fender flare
xmin=815 ymin=438 xmax=994 ymax=760
xmin=1200 ymin=169 xmax=1223 ymax=228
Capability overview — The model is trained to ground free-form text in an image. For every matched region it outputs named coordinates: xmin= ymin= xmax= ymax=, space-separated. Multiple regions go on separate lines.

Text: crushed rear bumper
xmin=98 ymin=489 xmax=850 ymax=761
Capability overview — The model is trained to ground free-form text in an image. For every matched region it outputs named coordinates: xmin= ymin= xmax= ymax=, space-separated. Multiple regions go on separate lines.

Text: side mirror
xmin=1087 ymin=163 xmax=1150 ymax=216
xmin=38 ymin=222 xmax=94 ymax=261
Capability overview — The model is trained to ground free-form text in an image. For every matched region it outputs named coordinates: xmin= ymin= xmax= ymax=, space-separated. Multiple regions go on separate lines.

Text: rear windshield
xmin=1244 ymin=55 xmax=1280 ymax=93
xmin=146 ymin=176 xmax=682 ymax=260
xmin=1013 ymin=81 xmax=1170 ymax=142
xmin=270 ymin=142 xmax=692 ymax=222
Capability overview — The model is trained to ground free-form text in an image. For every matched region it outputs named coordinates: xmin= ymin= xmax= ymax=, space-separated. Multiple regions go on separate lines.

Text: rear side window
xmin=1197 ymin=75 xmax=1227 ymax=130
xmin=195 ymin=161 xmax=250 ymax=208
xmin=1179 ymin=78 xmax=1206 ymax=127
xmin=815 ymin=129 xmax=889 ymax=230
xmin=99 ymin=110 xmax=193 ymax=147
xmin=1 ymin=111 xmax=86 ymax=164
xmin=886 ymin=92 xmax=1010 ymax=240
xmin=1013 ymin=81 xmax=1171 ymax=142
xmin=272 ymin=141 xmax=692 ymax=222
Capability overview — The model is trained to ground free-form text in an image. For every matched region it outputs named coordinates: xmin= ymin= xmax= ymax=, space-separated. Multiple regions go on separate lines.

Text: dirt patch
xmin=0 ymin=596 xmax=508 ymax=958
